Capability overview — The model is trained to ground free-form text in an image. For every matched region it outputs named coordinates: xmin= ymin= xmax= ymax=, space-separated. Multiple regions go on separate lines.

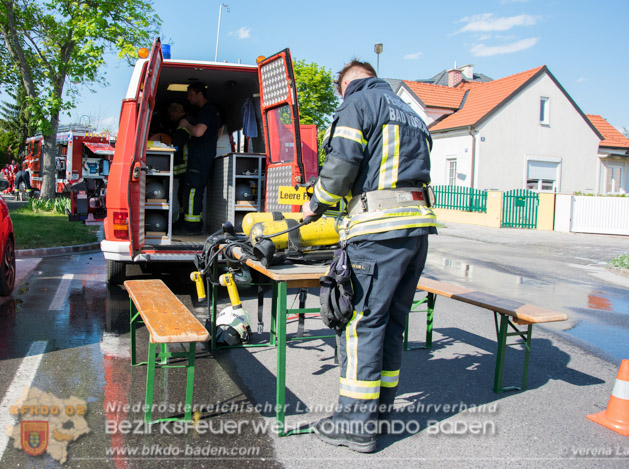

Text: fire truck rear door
xmin=257 ymin=49 xmax=306 ymax=212
xmin=128 ymin=38 xmax=163 ymax=258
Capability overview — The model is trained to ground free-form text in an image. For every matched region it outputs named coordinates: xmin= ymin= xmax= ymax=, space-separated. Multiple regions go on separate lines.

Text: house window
xmin=606 ymin=165 xmax=623 ymax=193
xmin=540 ymin=97 xmax=550 ymax=125
xmin=447 ymin=159 xmax=457 ymax=186
xmin=526 ymin=160 xmax=558 ymax=192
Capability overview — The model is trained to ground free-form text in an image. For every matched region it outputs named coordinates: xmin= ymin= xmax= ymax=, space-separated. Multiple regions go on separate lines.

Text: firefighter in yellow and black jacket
xmin=302 ymin=60 xmax=437 ymax=453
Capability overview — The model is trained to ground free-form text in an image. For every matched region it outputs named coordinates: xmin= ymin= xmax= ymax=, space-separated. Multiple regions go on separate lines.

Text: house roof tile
xmin=586 ymin=114 xmax=629 ymax=149
xmin=403 ymin=81 xmax=467 ymax=109
xmin=428 ymin=66 xmax=545 ymax=131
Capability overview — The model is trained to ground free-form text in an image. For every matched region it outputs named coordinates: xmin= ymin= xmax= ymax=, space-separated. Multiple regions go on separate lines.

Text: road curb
xmin=16 ymin=242 xmax=102 ymax=258
xmin=606 ymin=265 xmax=629 ymax=279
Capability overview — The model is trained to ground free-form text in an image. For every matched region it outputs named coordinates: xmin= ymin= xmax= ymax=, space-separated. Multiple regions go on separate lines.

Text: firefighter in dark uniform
xmin=175 ymin=82 xmax=223 ymax=235
xmin=167 ymin=102 xmax=193 ymax=226
xmin=302 ymin=60 xmax=437 ymax=452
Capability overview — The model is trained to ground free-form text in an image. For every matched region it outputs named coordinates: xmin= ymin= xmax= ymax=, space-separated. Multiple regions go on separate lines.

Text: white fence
xmin=564 ymin=195 xmax=629 ymax=236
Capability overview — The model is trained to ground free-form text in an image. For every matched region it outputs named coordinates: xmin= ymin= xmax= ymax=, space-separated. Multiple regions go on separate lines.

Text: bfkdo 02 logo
xmin=20 ymin=421 xmax=49 ymax=456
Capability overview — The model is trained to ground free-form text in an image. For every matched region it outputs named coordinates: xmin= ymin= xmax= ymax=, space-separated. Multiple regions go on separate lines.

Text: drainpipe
xmin=469 ymin=127 xmax=478 ymax=189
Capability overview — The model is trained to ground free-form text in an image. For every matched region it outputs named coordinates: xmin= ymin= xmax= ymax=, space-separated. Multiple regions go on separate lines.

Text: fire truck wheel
xmin=106 ymin=260 xmax=126 ymax=285
xmin=0 ymin=238 xmax=16 ymax=296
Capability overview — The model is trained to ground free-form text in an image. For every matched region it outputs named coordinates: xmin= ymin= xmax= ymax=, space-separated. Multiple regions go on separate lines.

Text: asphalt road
xmin=426 ymin=222 xmax=629 ymax=363
xmin=0 ymin=224 xmax=627 ymax=468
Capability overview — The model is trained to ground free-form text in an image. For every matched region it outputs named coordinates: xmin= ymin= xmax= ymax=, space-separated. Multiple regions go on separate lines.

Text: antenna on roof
xmin=454 ymin=60 xmax=457 ymax=69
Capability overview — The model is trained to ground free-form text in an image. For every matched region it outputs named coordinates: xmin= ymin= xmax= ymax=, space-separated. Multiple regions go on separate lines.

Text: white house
xmin=390 ymin=66 xmax=605 ymax=194
xmin=586 ymin=114 xmax=629 ymax=194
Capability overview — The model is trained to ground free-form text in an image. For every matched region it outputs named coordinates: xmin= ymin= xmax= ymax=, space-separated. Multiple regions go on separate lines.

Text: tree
xmin=0 ymin=84 xmax=33 ymax=161
xmin=293 ymin=59 xmax=339 ymax=165
xmin=0 ymin=0 xmax=161 ymax=199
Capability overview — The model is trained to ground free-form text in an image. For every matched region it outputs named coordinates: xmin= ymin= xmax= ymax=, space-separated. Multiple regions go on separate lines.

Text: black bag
xmin=319 ymin=248 xmax=354 ymax=333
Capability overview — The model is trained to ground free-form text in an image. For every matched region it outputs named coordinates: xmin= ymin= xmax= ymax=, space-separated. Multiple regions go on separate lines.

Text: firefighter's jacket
xmin=310 ymin=77 xmax=437 ymax=242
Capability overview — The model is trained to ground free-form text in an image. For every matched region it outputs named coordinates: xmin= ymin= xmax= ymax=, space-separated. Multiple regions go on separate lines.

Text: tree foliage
xmin=293 ymin=59 xmax=339 ymax=165
xmin=0 ymin=84 xmax=33 ymax=163
xmin=0 ymin=0 xmax=161 ymax=198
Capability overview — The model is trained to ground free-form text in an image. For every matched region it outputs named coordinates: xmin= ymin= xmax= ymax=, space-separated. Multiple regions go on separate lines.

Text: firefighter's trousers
xmin=332 ymin=234 xmax=429 ymax=435
xmin=182 ymin=158 xmax=214 ymax=226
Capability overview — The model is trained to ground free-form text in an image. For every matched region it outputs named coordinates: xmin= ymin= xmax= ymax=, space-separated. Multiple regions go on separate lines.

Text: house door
xmin=605 ymin=165 xmax=623 ymax=194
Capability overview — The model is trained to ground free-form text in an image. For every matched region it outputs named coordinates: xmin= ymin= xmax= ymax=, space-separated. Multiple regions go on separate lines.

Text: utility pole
xmin=215 ymin=3 xmax=230 ymax=62
xmin=374 ymin=43 xmax=383 ymax=75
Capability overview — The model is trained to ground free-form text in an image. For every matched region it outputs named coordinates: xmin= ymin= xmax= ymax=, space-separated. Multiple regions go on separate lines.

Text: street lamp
xmin=374 ymin=43 xmax=383 ymax=76
xmin=215 ymin=3 xmax=230 ymax=62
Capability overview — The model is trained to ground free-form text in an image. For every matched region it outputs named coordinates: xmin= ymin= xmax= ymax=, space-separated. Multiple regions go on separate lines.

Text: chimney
xmin=460 ymin=64 xmax=474 ymax=80
xmin=448 ymin=68 xmax=463 ymax=87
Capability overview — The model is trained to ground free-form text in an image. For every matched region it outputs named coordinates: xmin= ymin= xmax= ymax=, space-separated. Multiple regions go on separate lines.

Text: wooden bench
xmin=125 ymin=279 xmax=209 ymax=422
xmin=406 ymin=277 xmax=568 ymax=393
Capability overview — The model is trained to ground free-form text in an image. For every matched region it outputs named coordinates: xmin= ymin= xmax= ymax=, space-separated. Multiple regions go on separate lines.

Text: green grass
xmin=11 ymin=207 xmax=100 ymax=250
xmin=609 ymin=253 xmax=629 ymax=270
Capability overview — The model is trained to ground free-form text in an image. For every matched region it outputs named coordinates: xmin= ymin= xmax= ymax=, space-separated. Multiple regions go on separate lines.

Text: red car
xmin=0 ymin=179 xmax=15 ymax=295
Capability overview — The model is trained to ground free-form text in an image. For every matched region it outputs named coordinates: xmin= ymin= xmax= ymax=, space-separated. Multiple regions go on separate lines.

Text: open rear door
xmin=257 ymin=49 xmax=306 ymax=212
xmin=128 ymin=38 xmax=163 ymax=258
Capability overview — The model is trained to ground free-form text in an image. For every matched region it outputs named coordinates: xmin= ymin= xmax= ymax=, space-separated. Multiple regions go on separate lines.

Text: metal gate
xmin=501 ymin=189 xmax=539 ymax=229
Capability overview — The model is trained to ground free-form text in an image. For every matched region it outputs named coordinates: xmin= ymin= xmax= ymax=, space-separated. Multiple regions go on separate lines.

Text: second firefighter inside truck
xmin=302 ymin=60 xmax=437 ymax=453
xmin=175 ymin=82 xmax=224 ymax=236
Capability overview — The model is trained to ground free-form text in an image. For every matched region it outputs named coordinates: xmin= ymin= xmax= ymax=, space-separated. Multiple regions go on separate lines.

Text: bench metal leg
xmin=145 ymin=342 xmax=157 ymax=422
xmin=493 ymin=312 xmax=533 ymax=393
xmin=144 ymin=341 xmax=198 ymax=423
xmin=405 ymin=292 xmax=436 ymax=350
xmin=130 ymin=301 xmax=145 ymax=366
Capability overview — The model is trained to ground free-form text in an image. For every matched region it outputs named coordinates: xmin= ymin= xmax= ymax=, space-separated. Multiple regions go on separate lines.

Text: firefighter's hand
xmin=301 ymin=200 xmax=321 ymax=224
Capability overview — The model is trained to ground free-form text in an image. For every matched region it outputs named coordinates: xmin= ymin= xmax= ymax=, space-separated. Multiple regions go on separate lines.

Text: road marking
xmin=0 ymin=340 xmax=48 ymax=460
xmin=49 ymin=273 xmax=74 ymax=310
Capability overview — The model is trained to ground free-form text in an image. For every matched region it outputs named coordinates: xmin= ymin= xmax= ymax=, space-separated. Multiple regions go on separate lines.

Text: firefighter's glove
xmin=302 ymin=212 xmax=322 ymax=225
xmin=319 ymin=248 xmax=353 ymax=333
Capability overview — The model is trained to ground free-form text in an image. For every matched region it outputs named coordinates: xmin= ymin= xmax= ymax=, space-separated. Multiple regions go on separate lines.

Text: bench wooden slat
xmin=124 ymin=279 xmax=209 ymax=343
xmin=417 ymin=278 xmax=568 ymax=324
xmin=416 ymin=278 xmax=475 ymax=297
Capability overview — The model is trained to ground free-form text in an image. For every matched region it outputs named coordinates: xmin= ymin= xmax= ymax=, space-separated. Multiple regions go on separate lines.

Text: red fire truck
xmin=101 ymin=39 xmax=318 ymax=283
xmin=24 ymin=126 xmax=115 ymax=218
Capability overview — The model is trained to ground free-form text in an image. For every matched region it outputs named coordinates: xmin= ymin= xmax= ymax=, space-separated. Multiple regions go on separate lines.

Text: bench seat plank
xmin=124 ymin=279 xmax=209 ymax=343
xmin=417 ymin=278 xmax=568 ymax=324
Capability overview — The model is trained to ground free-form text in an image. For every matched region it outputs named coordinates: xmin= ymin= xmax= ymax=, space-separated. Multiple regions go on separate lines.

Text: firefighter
xmin=302 ymin=60 xmax=437 ymax=452
xmin=13 ymin=162 xmax=32 ymax=198
xmin=167 ymin=102 xmax=193 ymax=226
xmin=174 ymin=82 xmax=223 ymax=236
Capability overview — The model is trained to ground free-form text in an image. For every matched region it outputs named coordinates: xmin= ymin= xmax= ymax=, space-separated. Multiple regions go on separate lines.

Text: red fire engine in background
xmin=24 ymin=125 xmax=115 ymax=219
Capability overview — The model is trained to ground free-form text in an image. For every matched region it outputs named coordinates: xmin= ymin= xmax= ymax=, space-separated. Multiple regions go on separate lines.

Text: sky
xmin=63 ymin=0 xmax=629 ymax=135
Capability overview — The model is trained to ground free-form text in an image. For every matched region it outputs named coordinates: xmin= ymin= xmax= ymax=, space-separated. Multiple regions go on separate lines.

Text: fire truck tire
xmin=106 ymin=260 xmax=126 ymax=285
xmin=0 ymin=238 xmax=16 ymax=296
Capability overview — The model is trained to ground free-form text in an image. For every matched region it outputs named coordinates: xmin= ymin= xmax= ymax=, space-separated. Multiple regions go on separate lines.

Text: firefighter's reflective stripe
xmin=339 ymin=377 xmax=380 ymax=400
xmin=339 ymin=206 xmax=437 ymax=240
xmin=184 ymin=188 xmax=202 ymax=222
xmin=333 ymin=126 xmax=367 ymax=149
xmin=323 ymin=126 xmax=331 ymax=143
xmin=345 ymin=311 xmax=364 ymax=380
xmin=173 ymin=145 xmax=188 ymax=175
xmin=314 ymin=180 xmax=344 ymax=206
xmin=378 ymin=124 xmax=400 ymax=190
xmin=380 ymin=369 xmax=400 ymax=388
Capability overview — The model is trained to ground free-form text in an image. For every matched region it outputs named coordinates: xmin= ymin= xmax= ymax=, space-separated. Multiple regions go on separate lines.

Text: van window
xmin=266 ymin=104 xmax=295 ymax=163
